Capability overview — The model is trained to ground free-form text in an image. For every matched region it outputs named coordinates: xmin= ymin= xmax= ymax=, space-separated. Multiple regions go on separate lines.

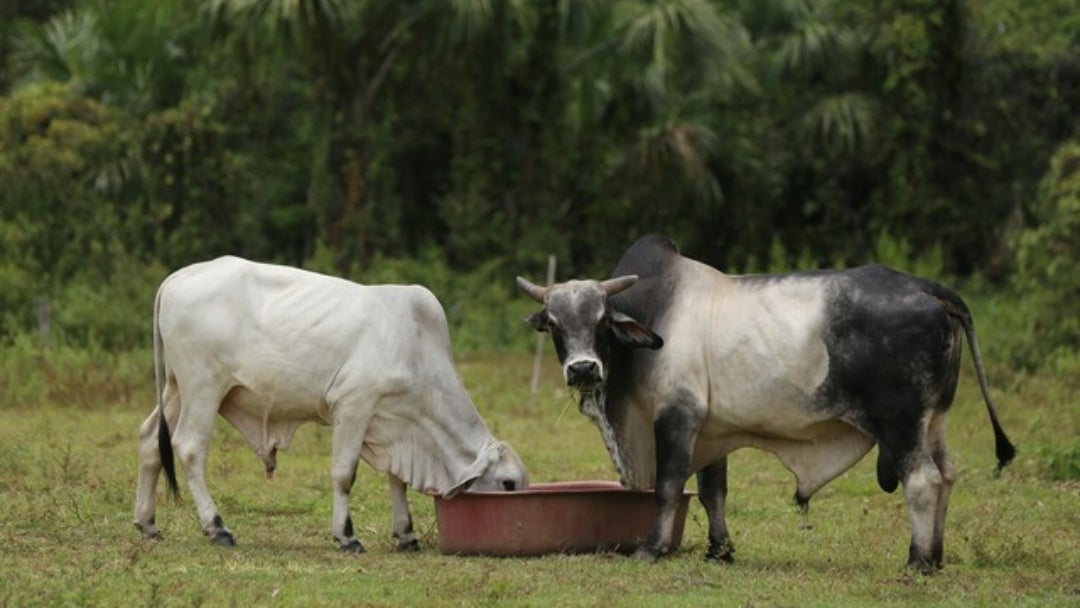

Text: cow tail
xmin=934 ymin=287 xmax=1017 ymax=473
xmin=154 ymin=284 xmax=179 ymax=499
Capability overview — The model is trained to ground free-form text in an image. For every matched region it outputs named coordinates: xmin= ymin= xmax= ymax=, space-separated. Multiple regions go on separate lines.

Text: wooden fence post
xmin=528 ymin=255 xmax=556 ymax=405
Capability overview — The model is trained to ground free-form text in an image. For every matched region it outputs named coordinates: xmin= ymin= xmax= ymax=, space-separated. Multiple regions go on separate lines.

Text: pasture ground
xmin=1 ymin=352 xmax=1077 ymax=607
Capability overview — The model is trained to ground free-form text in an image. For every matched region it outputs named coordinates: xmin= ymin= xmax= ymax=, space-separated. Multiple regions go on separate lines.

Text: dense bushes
xmin=1011 ymin=142 xmax=1080 ymax=369
xmin=0 ymin=0 xmax=1076 ymax=371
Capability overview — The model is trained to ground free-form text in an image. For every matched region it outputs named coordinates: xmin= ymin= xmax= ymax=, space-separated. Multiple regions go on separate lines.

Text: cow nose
xmin=566 ymin=360 xmax=600 ymax=386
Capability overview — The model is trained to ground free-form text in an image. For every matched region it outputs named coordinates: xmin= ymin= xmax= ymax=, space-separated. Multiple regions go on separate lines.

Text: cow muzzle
xmin=565 ymin=358 xmax=603 ymax=388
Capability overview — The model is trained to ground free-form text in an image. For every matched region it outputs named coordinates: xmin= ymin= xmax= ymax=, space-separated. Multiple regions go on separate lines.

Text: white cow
xmin=134 ymin=256 xmax=528 ymax=552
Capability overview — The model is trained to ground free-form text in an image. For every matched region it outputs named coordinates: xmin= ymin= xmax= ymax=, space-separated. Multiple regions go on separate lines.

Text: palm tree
xmin=11 ymin=9 xmax=105 ymax=91
xmin=202 ymin=1 xmax=432 ymax=265
xmin=11 ymin=0 xmax=199 ymax=112
xmin=757 ymin=0 xmax=879 ymax=158
xmin=202 ymin=0 xmax=551 ymax=268
xmin=556 ymin=0 xmax=755 ymax=260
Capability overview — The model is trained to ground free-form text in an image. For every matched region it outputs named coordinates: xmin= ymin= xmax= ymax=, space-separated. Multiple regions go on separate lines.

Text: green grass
xmin=1 ymin=352 xmax=1078 ymax=607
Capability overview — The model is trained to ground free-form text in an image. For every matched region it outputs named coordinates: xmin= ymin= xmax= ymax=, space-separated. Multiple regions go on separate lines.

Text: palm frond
xmin=800 ymin=92 xmax=878 ymax=157
xmin=611 ymin=0 xmax=751 ymax=112
xmin=203 ymin=0 xmax=356 ymax=43
xmin=638 ymin=119 xmax=722 ymax=203
xmin=444 ymin=0 xmax=494 ymax=44
xmin=765 ymin=0 xmax=866 ymax=80
xmin=558 ymin=0 xmax=606 ymax=42
xmin=11 ymin=10 xmax=104 ymax=87
xmin=775 ymin=18 xmax=836 ymax=75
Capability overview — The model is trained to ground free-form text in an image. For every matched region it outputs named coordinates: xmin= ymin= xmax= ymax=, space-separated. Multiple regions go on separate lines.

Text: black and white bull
xmin=517 ymin=235 xmax=1014 ymax=572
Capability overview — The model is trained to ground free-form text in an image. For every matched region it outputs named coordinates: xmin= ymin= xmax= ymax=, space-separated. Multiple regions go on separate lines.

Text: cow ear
xmin=610 ymin=311 xmax=663 ymax=350
xmin=523 ymin=310 xmax=548 ymax=332
xmin=443 ymin=475 xmax=478 ymax=499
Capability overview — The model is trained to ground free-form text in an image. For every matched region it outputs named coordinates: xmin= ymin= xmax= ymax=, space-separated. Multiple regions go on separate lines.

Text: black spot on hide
xmin=603 ymin=235 xmax=681 ymax=419
xmin=653 ymin=394 xmax=703 ymax=494
xmin=812 ymin=266 xmax=966 ymax=495
xmin=607 ymin=235 xmax=679 ymax=329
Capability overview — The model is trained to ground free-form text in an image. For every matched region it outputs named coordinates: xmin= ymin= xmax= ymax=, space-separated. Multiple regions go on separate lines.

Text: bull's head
xmin=516 ymin=275 xmax=663 ymax=392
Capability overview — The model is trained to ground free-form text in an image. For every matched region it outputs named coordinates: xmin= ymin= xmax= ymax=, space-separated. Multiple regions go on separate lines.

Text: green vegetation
xmin=1 ymin=354 xmax=1077 ymax=606
xmin=0 ymin=1 xmax=1077 ymax=604
xmin=1 ymin=0 xmax=1077 ymax=367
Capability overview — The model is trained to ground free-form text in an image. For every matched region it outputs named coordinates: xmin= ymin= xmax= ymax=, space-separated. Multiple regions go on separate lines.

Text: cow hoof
xmin=905 ymin=556 xmax=936 ymax=575
xmin=210 ymin=530 xmax=236 ymax=547
xmin=705 ymin=545 xmax=734 ymax=564
xmin=793 ymin=491 xmax=810 ymax=515
xmin=340 ymin=540 xmax=366 ymax=554
xmin=396 ymin=538 xmax=420 ymax=552
xmin=707 ymin=552 xmax=735 ymax=564
xmin=630 ymin=546 xmax=659 ymax=563
xmin=135 ymin=523 xmax=162 ymax=540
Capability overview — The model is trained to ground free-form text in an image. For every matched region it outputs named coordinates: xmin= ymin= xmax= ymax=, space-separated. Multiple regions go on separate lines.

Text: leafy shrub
xmin=870 ymin=232 xmax=947 ymax=281
xmin=46 ymin=252 xmax=166 ymax=351
xmin=1040 ymin=441 xmax=1080 ymax=481
xmin=0 ymin=334 xmax=151 ymax=409
xmin=0 ymin=226 xmax=40 ymax=343
xmin=1010 ymin=140 xmax=1080 ymax=369
xmin=748 ymin=231 xmax=948 ymax=281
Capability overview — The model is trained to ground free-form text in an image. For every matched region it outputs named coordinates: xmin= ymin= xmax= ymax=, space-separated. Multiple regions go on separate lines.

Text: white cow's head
xmin=516 ymin=275 xmax=663 ymax=392
xmin=448 ymin=440 xmax=529 ymax=497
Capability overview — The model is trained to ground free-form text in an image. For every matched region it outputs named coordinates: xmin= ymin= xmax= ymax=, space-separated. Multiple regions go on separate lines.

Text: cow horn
xmin=516 ymin=276 xmax=548 ymax=302
xmin=600 ymin=275 xmax=639 ymax=296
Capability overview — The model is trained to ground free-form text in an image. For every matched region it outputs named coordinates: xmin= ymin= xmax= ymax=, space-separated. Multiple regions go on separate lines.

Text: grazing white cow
xmin=134 ymin=256 xmax=528 ymax=552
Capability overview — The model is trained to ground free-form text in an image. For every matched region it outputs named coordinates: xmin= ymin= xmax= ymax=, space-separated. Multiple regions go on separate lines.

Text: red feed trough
xmin=433 ymin=480 xmax=694 ymax=557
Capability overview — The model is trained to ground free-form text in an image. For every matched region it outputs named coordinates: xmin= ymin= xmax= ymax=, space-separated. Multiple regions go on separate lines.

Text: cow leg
xmin=171 ymin=385 xmax=235 ymax=546
xmin=330 ymin=414 xmax=369 ymax=553
xmin=134 ymin=409 xmax=164 ymax=539
xmin=697 ymin=458 xmax=734 ymax=562
xmin=135 ymin=383 xmax=182 ymax=539
xmin=927 ymin=413 xmax=955 ymax=569
xmin=902 ymin=446 xmax=943 ymax=574
xmin=387 ymin=474 xmax=419 ymax=551
xmin=632 ymin=401 xmax=702 ymax=562
xmin=868 ymin=391 xmax=944 ymax=573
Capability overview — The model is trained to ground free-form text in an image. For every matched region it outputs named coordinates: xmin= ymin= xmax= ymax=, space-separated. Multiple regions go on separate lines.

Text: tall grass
xmin=0 ymin=334 xmax=151 ymax=410
xmin=1 ymin=352 xmax=1077 ymax=606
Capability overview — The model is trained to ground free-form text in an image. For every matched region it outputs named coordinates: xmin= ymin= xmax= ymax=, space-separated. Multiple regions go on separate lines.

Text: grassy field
xmin=1 ymin=351 xmax=1078 ymax=607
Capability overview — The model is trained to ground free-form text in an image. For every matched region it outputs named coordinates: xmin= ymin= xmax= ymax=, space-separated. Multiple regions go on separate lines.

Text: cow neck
xmin=361 ymin=391 xmax=494 ymax=496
